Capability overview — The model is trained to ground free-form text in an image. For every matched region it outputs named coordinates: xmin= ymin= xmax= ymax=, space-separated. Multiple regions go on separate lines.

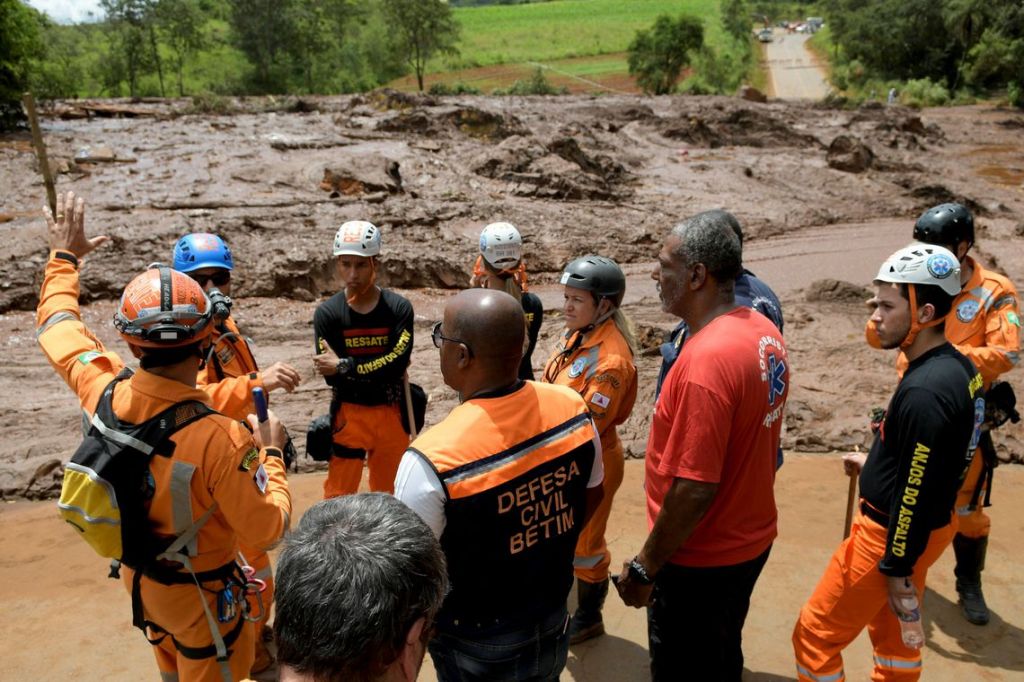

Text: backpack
xmin=57 ymin=368 xmax=214 ymax=569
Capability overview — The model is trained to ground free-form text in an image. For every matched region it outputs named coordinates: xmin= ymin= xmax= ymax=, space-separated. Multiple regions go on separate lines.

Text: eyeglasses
xmin=431 ymin=321 xmax=473 ymax=357
xmin=188 ymin=270 xmax=231 ymax=287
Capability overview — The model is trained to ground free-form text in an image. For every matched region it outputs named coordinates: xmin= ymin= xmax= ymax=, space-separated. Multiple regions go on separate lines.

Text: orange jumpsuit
xmin=893 ymin=258 xmax=1020 ymax=538
xmin=196 ymin=316 xmax=276 ymax=671
xmin=37 ymin=252 xmax=291 ymax=682
xmin=542 ymin=319 xmax=637 ymax=583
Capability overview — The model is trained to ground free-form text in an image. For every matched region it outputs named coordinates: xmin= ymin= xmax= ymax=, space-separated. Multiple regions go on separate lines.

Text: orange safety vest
xmin=408 ymin=381 xmax=596 ymax=631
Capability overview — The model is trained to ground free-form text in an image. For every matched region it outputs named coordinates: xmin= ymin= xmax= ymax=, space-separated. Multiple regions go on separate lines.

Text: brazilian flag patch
xmin=238 ymin=448 xmax=259 ymax=472
xmin=77 ymin=351 xmax=102 ymax=365
xmin=1008 ymin=312 xmax=1020 ymax=327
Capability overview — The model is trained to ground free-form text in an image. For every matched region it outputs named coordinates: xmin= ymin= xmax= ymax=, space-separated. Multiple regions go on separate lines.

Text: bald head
xmin=446 ymin=289 xmax=525 ymax=362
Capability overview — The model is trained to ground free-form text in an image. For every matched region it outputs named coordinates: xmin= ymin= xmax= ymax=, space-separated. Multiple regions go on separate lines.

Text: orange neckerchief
xmin=346 ymin=257 xmax=378 ymax=306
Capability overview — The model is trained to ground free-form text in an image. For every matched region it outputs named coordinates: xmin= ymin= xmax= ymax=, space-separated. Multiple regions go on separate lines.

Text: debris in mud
xmin=365 ymin=88 xmax=437 ymax=111
xmin=376 ymin=105 xmax=527 ymax=141
xmin=660 ymin=108 xmax=819 ymax=149
xmin=738 ymin=85 xmax=768 ymax=103
xmin=53 ymin=101 xmax=159 ymax=120
xmin=826 ymin=135 xmax=874 ymax=173
xmin=634 ymin=323 xmax=667 ymax=356
xmin=471 ymin=135 xmax=632 ymax=201
xmin=907 ymin=185 xmax=987 ymax=215
xmin=1015 ymin=222 xmax=1024 ymax=237
xmin=805 ymin=279 xmax=872 ymax=304
xmin=319 ymin=155 xmax=402 ymax=196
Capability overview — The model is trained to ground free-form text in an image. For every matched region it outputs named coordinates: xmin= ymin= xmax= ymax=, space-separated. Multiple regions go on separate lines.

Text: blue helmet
xmin=173 ymin=233 xmax=234 ymax=272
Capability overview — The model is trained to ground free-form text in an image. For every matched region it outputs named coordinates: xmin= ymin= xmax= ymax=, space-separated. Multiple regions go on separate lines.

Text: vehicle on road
xmin=758 ymin=28 xmax=773 ymax=43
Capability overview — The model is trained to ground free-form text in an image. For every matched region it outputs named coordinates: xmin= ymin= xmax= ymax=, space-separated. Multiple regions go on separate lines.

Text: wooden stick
xmin=22 ymin=93 xmax=57 ymax=217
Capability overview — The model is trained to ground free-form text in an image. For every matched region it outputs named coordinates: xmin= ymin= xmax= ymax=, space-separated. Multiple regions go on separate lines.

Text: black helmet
xmin=913 ymin=203 xmax=974 ymax=249
xmin=560 ymin=255 xmax=626 ymax=307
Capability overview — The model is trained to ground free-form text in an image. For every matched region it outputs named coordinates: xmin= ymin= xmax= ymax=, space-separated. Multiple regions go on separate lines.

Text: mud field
xmin=0 ymin=93 xmax=1023 ymax=678
xmin=2 ymin=92 xmax=1023 ymax=499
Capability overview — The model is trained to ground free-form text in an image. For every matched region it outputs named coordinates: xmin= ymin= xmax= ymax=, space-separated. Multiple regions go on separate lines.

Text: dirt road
xmin=2 ymin=456 xmax=1022 ymax=680
xmin=765 ymin=33 xmax=830 ymax=100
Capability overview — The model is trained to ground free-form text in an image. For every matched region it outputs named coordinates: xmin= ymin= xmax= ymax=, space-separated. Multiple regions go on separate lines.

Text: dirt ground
xmin=1 ymin=92 xmax=1023 ymax=678
xmin=2 ymin=457 xmax=1022 ymax=680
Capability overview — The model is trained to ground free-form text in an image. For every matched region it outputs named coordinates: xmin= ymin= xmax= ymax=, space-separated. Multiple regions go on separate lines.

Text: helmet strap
xmin=475 ymin=256 xmax=529 ymax=292
xmin=899 ymin=284 xmax=945 ymax=350
xmin=346 ymin=257 xmax=378 ymax=306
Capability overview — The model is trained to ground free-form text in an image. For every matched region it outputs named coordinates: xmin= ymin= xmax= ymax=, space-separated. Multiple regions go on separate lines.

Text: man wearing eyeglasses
xmin=395 ymin=289 xmax=605 ymax=682
xmin=172 ymin=231 xmax=301 ymax=674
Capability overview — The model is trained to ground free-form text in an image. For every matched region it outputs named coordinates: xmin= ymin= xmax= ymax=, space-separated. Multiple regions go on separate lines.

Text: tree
xmin=100 ymin=0 xmax=158 ymax=96
xmin=722 ymin=0 xmax=753 ymax=44
xmin=381 ymin=0 xmax=460 ymax=92
xmin=1 ymin=0 xmax=43 ymax=128
xmin=228 ymin=0 xmax=293 ymax=93
xmin=155 ymin=0 xmax=206 ymax=95
xmin=627 ymin=14 xmax=704 ymax=95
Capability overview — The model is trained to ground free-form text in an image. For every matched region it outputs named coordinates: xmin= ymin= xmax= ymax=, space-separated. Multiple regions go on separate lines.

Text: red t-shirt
xmin=646 ymin=307 xmax=788 ymax=567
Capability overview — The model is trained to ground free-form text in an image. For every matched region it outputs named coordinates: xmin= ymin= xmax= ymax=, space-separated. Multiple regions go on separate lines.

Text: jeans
xmin=648 ymin=545 xmax=772 ymax=682
xmin=429 ymin=607 xmax=570 ymax=682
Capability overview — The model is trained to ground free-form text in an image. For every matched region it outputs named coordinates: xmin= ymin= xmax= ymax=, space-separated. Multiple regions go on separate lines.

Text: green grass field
xmin=391 ymin=0 xmax=736 ymax=93
xmin=447 ymin=0 xmax=723 ymax=69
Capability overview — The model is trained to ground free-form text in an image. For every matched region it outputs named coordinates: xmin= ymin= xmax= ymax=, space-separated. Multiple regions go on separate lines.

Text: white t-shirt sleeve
xmin=587 ymin=419 xmax=604 ymax=488
xmin=393 ymin=450 xmax=447 ymax=538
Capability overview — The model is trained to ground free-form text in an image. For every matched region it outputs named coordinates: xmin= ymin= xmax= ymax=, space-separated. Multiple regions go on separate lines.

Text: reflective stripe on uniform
xmin=442 ymin=413 xmax=592 ymax=485
xmin=254 ymin=564 xmax=273 ymax=581
xmin=1008 ymin=351 xmax=1020 ymax=365
xmin=160 ymin=672 xmax=179 ymax=682
xmin=573 ymin=554 xmax=604 ymax=568
xmin=90 ymin=413 xmax=154 ymax=454
xmin=970 ymin=286 xmax=995 ymax=311
xmin=584 ymin=345 xmax=601 ymax=380
xmin=36 ymin=310 xmax=79 ymax=337
xmin=873 ymin=654 xmax=921 ymax=670
xmin=169 ymin=462 xmax=199 ymax=557
xmin=796 ymin=663 xmax=845 ymax=682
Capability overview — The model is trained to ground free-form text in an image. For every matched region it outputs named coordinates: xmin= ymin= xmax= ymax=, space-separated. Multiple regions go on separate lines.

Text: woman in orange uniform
xmin=542 ymin=255 xmax=638 ymax=644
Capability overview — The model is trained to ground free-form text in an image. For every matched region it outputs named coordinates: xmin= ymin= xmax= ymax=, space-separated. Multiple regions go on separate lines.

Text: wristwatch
xmin=628 ymin=556 xmax=654 ymax=585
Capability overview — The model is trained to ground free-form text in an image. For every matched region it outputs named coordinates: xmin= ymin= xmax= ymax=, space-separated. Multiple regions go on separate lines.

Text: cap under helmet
xmin=172 ymin=233 xmax=234 ymax=272
xmin=333 ymin=221 xmax=382 ymax=257
xmin=913 ymin=203 xmax=974 ymax=248
xmin=114 ymin=266 xmax=214 ymax=348
xmin=875 ymin=243 xmax=961 ymax=297
xmin=560 ymin=255 xmax=627 ymax=307
xmin=479 ymin=222 xmax=523 ymax=270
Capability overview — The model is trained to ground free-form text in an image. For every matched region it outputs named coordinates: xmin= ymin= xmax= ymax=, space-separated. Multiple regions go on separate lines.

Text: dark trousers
xmin=647 ymin=545 xmax=772 ymax=682
xmin=429 ymin=607 xmax=570 ymax=682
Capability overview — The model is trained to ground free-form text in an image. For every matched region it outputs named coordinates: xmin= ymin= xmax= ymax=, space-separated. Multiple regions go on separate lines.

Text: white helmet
xmin=875 ymin=243 xmax=961 ymax=297
xmin=333 ymin=220 xmax=381 ymax=257
xmin=479 ymin=222 xmax=523 ymax=270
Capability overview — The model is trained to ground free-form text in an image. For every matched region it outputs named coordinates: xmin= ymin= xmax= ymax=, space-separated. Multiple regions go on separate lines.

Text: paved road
xmin=764 ymin=32 xmax=830 ymax=100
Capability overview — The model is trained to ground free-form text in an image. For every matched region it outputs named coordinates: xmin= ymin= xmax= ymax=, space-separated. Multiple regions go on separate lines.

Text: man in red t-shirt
xmin=615 ymin=210 xmax=789 ymax=682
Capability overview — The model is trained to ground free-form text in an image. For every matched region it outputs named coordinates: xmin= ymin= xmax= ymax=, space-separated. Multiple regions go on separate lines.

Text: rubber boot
xmin=569 ymin=578 xmax=608 ymax=645
xmin=953 ymin=534 xmax=990 ymax=626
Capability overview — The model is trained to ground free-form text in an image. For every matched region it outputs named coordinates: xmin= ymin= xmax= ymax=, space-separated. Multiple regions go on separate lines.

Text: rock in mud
xmin=827 ymin=135 xmax=874 ymax=173
xmin=661 ymin=108 xmax=819 ymax=148
xmin=738 ymin=85 xmax=768 ymax=103
xmin=319 ymin=155 xmax=402 ymax=196
xmin=805 ymin=279 xmax=872 ymax=304
xmin=377 ymin=105 xmax=527 ymax=141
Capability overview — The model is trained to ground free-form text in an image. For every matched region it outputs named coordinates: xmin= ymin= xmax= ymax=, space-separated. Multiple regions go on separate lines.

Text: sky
xmin=26 ymin=0 xmax=104 ymax=24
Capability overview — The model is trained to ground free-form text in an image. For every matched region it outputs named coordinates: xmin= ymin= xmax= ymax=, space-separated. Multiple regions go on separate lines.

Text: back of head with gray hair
xmin=670 ymin=210 xmax=743 ymax=283
xmin=275 ymin=493 xmax=448 ymax=682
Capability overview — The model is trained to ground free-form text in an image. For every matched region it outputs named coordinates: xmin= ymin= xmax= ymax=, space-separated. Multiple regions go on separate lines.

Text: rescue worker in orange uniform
xmin=891 ymin=204 xmax=1019 ymax=626
xmin=794 ymin=243 xmax=983 ymax=682
xmin=394 ymin=288 xmax=605 ymax=681
xmin=313 ymin=220 xmax=414 ymax=498
xmin=173 ymin=232 xmax=302 ymax=673
xmin=471 ymin=222 xmax=544 ymax=379
xmin=37 ymin=192 xmax=291 ymax=682
xmin=542 ymin=255 xmax=638 ymax=644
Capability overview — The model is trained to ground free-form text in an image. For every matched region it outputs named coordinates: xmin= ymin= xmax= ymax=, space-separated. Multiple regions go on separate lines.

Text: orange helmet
xmin=113 ymin=266 xmax=214 ymax=348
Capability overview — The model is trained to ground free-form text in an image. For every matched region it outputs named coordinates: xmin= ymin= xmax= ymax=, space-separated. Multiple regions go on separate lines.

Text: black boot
xmin=953 ymin=534 xmax=990 ymax=626
xmin=569 ymin=578 xmax=608 ymax=644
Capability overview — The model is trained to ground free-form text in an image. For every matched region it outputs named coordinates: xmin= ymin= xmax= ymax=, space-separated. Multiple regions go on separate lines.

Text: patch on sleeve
xmin=590 ymin=392 xmax=611 ymax=408
xmin=1007 ymin=311 xmax=1020 ymax=328
xmin=77 ymin=351 xmax=102 ymax=365
xmin=238 ymin=448 xmax=259 ymax=472
xmin=253 ymin=463 xmax=269 ymax=494
xmin=993 ymin=295 xmax=1017 ymax=311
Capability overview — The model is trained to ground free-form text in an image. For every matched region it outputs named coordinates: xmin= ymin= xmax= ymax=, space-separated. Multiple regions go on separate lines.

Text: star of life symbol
xmin=768 ymin=354 xmax=787 ymax=406
xmin=926 ymin=254 xmax=954 ymax=279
